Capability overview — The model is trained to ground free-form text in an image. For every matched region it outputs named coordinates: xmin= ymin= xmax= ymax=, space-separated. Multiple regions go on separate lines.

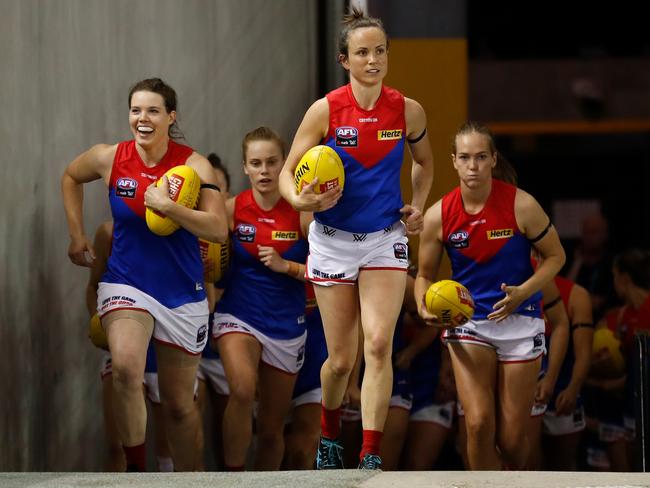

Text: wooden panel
xmin=384 ymin=38 xmax=467 ymax=275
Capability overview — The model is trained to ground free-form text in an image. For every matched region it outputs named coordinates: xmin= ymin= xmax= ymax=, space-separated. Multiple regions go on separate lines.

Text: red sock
xmin=123 ymin=443 xmax=146 ymax=472
xmin=320 ymin=405 xmax=341 ymax=439
xmin=225 ymin=465 xmax=244 ymax=471
xmin=360 ymin=429 xmax=383 ymax=460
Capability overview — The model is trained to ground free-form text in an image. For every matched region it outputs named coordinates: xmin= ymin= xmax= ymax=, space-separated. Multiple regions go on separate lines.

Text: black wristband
xmin=200 ymin=183 xmax=221 ymax=192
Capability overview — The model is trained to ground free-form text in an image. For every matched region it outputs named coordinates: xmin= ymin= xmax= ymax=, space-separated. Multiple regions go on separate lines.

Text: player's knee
xmin=364 ymin=333 xmax=391 ymax=362
xmin=464 ymin=413 xmax=494 ymax=443
xmin=228 ymin=379 xmax=256 ymax=406
xmin=256 ymin=428 xmax=284 ymax=448
xmin=111 ymin=361 xmax=143 ymax=391
xmin=326 ymin=355 xmax=355 ymax=377
xmin=497 ymin=428 xmax=527 ymax=459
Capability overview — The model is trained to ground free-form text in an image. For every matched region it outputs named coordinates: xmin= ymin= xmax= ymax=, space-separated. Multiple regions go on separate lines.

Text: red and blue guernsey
xmin=442 ymin=179 xmax=541 ymax=320
xmin=319 ymin=83 xmax=406 ymax=233
xmin=217 ymin=190 xmax=308 ymax=340
xmin=102 ymin=140 xmax=205 ymax=308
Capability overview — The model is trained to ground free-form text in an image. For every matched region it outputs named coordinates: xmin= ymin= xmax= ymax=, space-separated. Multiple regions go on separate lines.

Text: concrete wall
xmin=0 ymin=0 xmax=317 ymax=471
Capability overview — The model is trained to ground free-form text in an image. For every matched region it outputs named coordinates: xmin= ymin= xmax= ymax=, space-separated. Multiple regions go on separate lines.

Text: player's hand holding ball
xmin=293 ymin=145 xmax=344 ymax=212
xmin=421 ymin=280 xmax=475 ymax=328
xmin=145 ymin=165 xmax=200 ymax=236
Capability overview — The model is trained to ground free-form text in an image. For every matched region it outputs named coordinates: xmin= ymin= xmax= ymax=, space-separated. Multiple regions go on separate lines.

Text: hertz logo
xmin=487 ymin=229 xmax=513 ymax=239
xmin=377 ymin=129 xmax=402 ymax=140
xmin=272 ymin=231 xmax=298 ymax=241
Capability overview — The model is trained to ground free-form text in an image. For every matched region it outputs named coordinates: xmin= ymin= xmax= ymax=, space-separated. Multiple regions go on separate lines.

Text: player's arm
xmin=414 ymin=201 xmax=444 ymax=325
xmin=145 ymin=153 xmax=228 ymax=243
xmin=225 ymin=196 xmax=236 ymax=232
xmin=555 ymin=284 xmax=594 ymax=414
xmin=536 ymin=280 xmax=569 ymax=405
xmin=61 ymin=144 xmax=116 ymax=267
xmin=257 ymin=211 xmax=310 ymax=282
xmin=402 ymin=98 xmax=434 ymax=235
xmin=86 ymin=221 xmax=113 ymax=316
xmin=489 ymin=189 xmax=566 ymax=321
xmin=278 ymin=98 xmax=342 ymax=212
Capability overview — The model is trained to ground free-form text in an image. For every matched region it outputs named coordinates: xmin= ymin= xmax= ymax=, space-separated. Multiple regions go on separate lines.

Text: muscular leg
xmin=149 ymin=400 xmax=173 ymax=471
xmin=379 ymin=406 xmax=410 ymax=470
xmin=402 ymin=420 xmax=451 ymax=470
xmin=496 ymin=357 xmax=542 ymax=469
xmin=357 ymin=270 xmax=406 ymax=433
xmin=155 ymin=343 xmax=201 ymax=471
xmin=448 ymin=342 xmax=500 ymax=470
xmin=105 ymin=311 xmax=153 ymax=449
xmin=101 ymin=373 xmax=126 ymax=471
xmin=315 ymin=284 xmax=360 ymax=411
xmin=254 ymin=364 xmax=297 ymax=470
xmin=527 ymin=414 xmax=543 ymax=469
xmin=284 ymin=403 xmax=321 ymax=469
xmin=543 ymin=430 xmax=582 ymax=470
xmin=217 ymin=333 xmax=261 ymax=468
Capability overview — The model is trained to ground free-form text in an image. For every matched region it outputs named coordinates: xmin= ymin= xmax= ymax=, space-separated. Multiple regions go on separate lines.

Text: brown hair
xmin=491 ymin=152 xmax=518 ymax=186
xmin=338 ymin=6 xmax=389 ymax=58
xmin=241 ymin=126 xmax=286 ymax=162
xmin=452 ymin=121 xmax=496 ymax=155
xmin=207 ymin=153 xmax=231 ymax=192
xmin=614 ymin=248 xmax=650 ymax=289
xmin=128 ymin=78 xmax=184 ymax=141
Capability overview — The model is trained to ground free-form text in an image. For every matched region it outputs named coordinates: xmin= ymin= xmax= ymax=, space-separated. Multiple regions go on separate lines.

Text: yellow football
xmin=294 ymin=145 xmax=345 ymax=194
xmin=591 ymin=327 xmax=625 ymax=377
xmin=425 ymin=279 xmax=475 ymax=328
xmin=88 ymin=313 xmax=109 ymax=351
xmin=146 ymin=165 xmax=201 ymax=236
xmin=199 ymin=238 xmax=231 ymax=283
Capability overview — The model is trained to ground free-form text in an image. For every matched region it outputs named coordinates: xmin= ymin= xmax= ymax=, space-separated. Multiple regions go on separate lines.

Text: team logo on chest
xmin=115 ymin=177 xmax=138 ymax=199
xmin=335 ymin=126 xmax=358 ymax=147
xmin=237 ymin=224 xmax=256 ymax=243
xmin=448 ymin=230 xmax=469 ymax=249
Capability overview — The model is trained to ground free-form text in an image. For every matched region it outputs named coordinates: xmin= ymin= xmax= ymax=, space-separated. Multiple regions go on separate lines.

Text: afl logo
xmin=115 ymin=177 xmax=138 ymax=199
xmin=237 ymin=224 xmax=256 ymax=243
xmin=335 ymin=126 xmax=358 ymax=147
xmin=448 ymin=230 xmax=469 ymax=249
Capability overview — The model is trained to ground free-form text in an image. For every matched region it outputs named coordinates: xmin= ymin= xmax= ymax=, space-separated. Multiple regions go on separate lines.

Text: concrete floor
xmin=2 ymin=471 xmax=650 ymax=488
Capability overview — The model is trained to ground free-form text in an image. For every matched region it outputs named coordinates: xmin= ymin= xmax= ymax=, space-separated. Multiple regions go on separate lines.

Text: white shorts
xmin=543 ymin=406 xmax=586 ymax=435
xmin=531 ymin=402 xmax=548 ymax=417
xmin=97 ymin=283 xmax=208 ymax=355
xmin=306 ymin=220 xmax=408 ymax=286
xmin=443 ymin=314 xmax=546 ymax=362
xmin=599 ymin=421 xmax=626 ymax=443
xmin=197 ymin=357 xmax=230 ymax=396
xmin=292 ymin=387 xmax=322 ymax=408
xmin=410 ymin=401 xmax=455 ymax=429
xmin=390 ymin=394 xmax=413 ymax=411
xmin=212 ymin=313 xmax=307 ymax=374
xmin=341 ymin=404 xmax=361 ymax=422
